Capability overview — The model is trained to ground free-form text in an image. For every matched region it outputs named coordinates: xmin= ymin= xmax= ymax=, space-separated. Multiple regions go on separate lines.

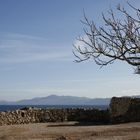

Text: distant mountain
xmin=0 ymin=95 xmax=111 ymax=105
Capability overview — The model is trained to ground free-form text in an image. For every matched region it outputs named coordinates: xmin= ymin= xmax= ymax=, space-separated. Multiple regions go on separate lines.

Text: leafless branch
xmin=74 ymin=2 xmax=140 ymax=74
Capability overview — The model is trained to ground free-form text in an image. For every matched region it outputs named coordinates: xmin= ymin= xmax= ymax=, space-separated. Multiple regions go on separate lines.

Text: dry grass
xmin=0 ymin=122 xmax=140 ymax=140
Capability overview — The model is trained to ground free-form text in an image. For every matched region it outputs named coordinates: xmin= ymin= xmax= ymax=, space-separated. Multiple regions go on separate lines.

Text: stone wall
xmin=1 ymin=97 xmax=140 ymax=126
xmin=110 ymin=97 xmax=140 ymax=123
xmin=0 ymin=107 xmax=110 ymax=126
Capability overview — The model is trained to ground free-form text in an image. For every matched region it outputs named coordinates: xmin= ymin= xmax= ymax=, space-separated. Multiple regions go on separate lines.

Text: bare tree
xmin=73 ymin=3 xmax=140 ymax=74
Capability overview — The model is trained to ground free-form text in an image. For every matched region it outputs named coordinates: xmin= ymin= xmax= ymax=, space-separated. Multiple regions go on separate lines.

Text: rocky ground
xmin=0 ymin=122 xmax=140 ymax=140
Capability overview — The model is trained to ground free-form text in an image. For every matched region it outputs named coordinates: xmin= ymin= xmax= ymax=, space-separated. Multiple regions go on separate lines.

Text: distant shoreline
xmin=0 ymin=105 xmax=108 ymax=112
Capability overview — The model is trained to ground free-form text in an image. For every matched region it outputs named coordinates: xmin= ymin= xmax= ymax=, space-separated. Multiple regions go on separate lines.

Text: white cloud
xmin=2 ymin=32 xmax=48 ymax=41
xmin=0 ymin=32 xmax=72 ymax=64
xmin=121 ymin=89 xmax=140 ymax=95
xmin=0 ymin=51 xmax=71 ymax=64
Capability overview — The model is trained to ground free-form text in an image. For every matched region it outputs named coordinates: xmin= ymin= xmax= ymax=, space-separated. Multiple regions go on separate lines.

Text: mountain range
xmin=0 ymin=95 xmax=111 ymax=105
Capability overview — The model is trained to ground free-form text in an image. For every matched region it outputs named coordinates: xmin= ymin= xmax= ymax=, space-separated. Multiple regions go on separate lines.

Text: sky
xmin=0 ymin=0 xmax=140 ymax=101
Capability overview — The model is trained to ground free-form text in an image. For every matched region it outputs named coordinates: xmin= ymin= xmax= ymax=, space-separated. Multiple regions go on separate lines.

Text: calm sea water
xmin=0 ymin=105 xmax=108 ymax=112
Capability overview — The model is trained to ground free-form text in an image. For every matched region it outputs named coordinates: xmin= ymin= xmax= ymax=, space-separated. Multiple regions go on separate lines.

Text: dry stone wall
xmin=1 ymin=97 xmax=140 ymax=126
xmin=110 ymin=97 xmax=140 ymax=123
xmin=0 ymin=107 xmax=110 ymax=126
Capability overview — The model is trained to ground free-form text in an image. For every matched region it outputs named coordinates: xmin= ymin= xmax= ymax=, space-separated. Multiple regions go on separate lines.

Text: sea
xmin=0 ymin=105 xmax=108 ymax=112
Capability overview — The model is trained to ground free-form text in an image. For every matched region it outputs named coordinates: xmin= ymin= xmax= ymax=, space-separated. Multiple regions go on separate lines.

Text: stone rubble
xmin=0 ymin=107 xmax=109 ymax=125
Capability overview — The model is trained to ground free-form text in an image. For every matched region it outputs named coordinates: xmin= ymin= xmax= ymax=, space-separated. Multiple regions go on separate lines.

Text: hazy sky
xmin=0 ymin=0 xmax=140 ymax=101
